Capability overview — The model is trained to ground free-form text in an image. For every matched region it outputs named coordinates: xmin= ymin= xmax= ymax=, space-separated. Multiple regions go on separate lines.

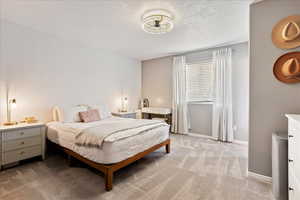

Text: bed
xmin=46 ymin=106 xmax=170 ymax=191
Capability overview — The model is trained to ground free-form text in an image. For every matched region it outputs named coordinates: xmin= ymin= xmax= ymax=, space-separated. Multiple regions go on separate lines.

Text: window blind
xmin=186 ymin=51 xmax=214 ymax=102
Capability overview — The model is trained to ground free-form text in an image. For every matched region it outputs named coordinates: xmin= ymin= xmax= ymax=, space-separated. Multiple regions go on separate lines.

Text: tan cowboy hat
xmin=272 ymin=15 xmax=300 ymax=49
xmin=274 ymin=52 xmax=300 ymax=84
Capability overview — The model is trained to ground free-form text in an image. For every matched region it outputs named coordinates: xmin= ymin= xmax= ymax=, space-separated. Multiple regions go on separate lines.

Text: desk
xmin=141 ymin=107 xmax=172 ymax=125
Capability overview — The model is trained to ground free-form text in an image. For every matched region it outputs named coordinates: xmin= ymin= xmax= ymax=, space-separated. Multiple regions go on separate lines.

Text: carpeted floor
xmin=0 ymin=134 xmax=273 ymax=200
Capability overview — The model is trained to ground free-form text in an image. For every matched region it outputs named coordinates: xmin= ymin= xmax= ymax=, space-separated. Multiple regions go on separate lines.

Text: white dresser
xmin=286 ymin=114 xmax=300 ymax=200
xmin=0 ymin=123 xmax=45 ymax=170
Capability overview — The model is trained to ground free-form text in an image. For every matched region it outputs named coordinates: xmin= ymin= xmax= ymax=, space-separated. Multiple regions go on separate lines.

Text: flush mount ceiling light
xmin=142 ymin=9 xmax=174 ymax=34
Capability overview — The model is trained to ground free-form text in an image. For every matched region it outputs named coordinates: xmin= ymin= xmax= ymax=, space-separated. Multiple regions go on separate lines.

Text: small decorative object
xmin=142 ymin=9 xmax=174 ymax=34
xmin=273 ymin=52 xmax=300 ymax=84
xmin=272 ymin=15 xmax=300 ymax=49
xmin=21 ymin=116 xmax=39 ymax=124
xmin=3 ymin=98 xmax=17 ymax=126
xmin=121 ymin=97 xmax=128 ymax=112
xmin=143 ymin=98 xmax=149 ymax=107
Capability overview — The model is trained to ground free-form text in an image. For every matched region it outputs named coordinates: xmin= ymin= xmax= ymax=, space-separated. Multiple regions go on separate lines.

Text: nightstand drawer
xmin=3 ymin=127 xmax=41 ymax=141
xmin=112 ymin=112 xmax=137 ymax=119
xmin=122 ymin=113 xmax=136 ymax=118
xmin=3 ymin=136 xmax=41 ymax=152
xmin=2 ymin=145 xmax=42 ymax=165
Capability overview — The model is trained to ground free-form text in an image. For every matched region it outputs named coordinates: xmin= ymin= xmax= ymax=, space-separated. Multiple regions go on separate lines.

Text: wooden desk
xmin=141 ymin=107 xmax=172 ymax=125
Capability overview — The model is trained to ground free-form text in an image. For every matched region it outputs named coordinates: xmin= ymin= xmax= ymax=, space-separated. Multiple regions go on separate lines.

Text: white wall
xmin=142 ymin=42 xmax=249 ymax=141
xmin=0 ymin=20 xmax=141 ymax=123
xmin=249 ymin=0 xmax=300 ymax=177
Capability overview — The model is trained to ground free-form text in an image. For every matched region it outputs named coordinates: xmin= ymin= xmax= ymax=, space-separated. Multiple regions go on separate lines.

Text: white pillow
xmin=62 ymin=105 xmax=88 ymax=123
xmin=89 ymin=105 xmax=112 ymax=119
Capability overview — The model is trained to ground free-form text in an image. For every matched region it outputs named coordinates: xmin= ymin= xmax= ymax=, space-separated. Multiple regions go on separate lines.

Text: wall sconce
xmin=121 ymin=97 xmax=128 ymax=112
xmin=3 ymin=98 xmax=17 ymax=126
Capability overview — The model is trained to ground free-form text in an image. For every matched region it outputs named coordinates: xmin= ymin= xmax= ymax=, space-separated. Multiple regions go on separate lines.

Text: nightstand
xmin=0 ymin=122 xmax=46 ymax=170
xmin=111 ymin=111 xmax=137 ymax=119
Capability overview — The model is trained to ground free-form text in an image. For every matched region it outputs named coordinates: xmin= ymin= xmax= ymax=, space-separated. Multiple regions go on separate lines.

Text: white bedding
xmin=46 ymin=117 xmax=170 ymax=164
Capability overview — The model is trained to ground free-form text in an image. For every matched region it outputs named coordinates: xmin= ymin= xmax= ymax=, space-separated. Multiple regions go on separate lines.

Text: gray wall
xmin=142 ymin=56 xmax=173 ymax=108
xmin=142 ymin=42 xmax=249 ymax=141
xmin=249 ymin=0 xmax=300 ymax=177
xmin=0 ymin=20 xmax=141 ymax=123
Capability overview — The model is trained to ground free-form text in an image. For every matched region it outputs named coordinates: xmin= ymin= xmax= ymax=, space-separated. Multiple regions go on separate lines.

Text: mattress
xmin=46 ymin=117 xmax=169 ymax=164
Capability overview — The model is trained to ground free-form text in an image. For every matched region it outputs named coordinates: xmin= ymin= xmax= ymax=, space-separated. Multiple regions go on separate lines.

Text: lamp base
xmin=3 ymin=121 xmax=18 ymax=126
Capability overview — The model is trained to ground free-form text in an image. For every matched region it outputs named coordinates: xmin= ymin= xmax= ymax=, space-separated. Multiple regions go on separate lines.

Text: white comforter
xmin=48 ymin=117 xmax=168 ymax=148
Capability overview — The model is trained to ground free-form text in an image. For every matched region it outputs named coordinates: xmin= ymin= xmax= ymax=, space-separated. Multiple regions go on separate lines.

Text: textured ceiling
xmin=0 ymin=0 xmax=252 ymax=60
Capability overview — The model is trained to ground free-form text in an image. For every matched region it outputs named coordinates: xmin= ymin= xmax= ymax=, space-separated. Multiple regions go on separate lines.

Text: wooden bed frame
xmin=48 ymin=138 xmax=170 ymax=191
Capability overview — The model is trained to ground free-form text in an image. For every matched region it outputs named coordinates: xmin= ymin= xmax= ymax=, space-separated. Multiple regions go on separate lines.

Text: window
xmin=186 ymin=52 xmax=214 ymax=102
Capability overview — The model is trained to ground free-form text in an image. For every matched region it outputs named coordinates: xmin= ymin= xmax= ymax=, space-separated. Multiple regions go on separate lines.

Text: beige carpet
xmin=0 ymin=134 xmax=273 ymax=200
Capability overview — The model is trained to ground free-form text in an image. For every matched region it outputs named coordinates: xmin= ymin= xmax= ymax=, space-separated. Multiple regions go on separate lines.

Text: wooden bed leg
xmin=105 ymin=169 xmax=113 ymax=191
xmin=166 ymin=143 xmax=170 ymax=153
xmin=67 ymin=154 xmax=74 ymax=166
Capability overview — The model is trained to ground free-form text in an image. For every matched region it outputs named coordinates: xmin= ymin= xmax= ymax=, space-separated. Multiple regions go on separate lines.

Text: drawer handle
xmin=20 ymin=151 xmax=25 ymax=155
xmin=288 ymin=135 xmax=294 ymax=138
xmin=289 ymin=159 xmax=293 ymax=162
xmin=20 ymin=141 xmax=25 ymax=145
xmin=289 ymin=187 xmax=294 ymax=191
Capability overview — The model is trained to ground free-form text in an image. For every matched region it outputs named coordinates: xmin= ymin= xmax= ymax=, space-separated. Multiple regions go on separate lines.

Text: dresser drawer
xmin=288 ymin=120 xmax=300 ymax=160
xmin=288 ymin=133 xmax=300 ymax=161
xmin=288 ymin=159 xmax=300 ymax=184
xmin=3 ymin=136 xmax=41 ymax=152
xmin=3 ymin=127 xmax=41 ymax=141
xmin=289 ymin=170 xmax=300 ymax=200
xmin=2 ymin=145 xmax=42 ymax=165
xmin=289 ymin=120 xmax=300 ymax=132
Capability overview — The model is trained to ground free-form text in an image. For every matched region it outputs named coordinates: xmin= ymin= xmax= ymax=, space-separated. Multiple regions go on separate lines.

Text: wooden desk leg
xmin=105 ymin=169 xmax=114 ymax=191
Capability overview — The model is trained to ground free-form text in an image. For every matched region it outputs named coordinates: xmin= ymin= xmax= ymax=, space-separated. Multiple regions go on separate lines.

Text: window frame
xmin=185 ymin=59 xmax=215 ymax=103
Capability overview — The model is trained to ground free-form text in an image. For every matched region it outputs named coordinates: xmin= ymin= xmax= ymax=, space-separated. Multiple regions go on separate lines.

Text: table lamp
xmin=121 ymin=97 xmax=128 ymax=112
xmin=3 ymin=98 xmax=17 ymax=126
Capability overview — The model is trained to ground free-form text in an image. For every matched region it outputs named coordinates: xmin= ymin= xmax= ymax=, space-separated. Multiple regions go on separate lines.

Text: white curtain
xmin=212 ymin=48 xmax=234 ymax=142
xmin=172 ymin=56 xmax=188 ymax=134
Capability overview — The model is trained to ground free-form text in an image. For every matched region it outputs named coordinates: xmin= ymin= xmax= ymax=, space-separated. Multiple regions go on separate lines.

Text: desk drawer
xmin=3 ymin=127 xmax=41 ymax=141
xmin=3 ymin=136 xmax=41 ymax=152
xmin=2 ymin=145 xmax=41 ymax=165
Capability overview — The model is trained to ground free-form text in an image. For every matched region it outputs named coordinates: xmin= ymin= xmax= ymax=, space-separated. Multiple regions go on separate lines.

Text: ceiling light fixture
xmin=142 ymin=9 xmax=174 ymax=34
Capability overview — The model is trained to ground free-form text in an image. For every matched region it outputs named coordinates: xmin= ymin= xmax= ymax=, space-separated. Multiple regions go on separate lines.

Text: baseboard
xmin=187 ymin=132 xmax=216 ymax=140
xmin=187 ymin=133 xmax=249 ymax=146
xmin=233 ymin=140 xmax=248 ymax=146
xmin=247 ymin=171 xmax=272 ymax=184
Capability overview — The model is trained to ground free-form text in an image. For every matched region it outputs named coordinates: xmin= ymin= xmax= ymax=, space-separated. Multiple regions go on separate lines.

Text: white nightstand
xmin=0 ymin=122 xmax=46 ymax=170
xmin=111 ymin=111 xmax=137 ymax=119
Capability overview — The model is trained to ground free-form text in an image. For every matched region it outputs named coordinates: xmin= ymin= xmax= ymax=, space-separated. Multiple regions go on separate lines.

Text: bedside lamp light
xmin=10 ymin=99 xmax=17 ymax=109
xmin=4 ymin=98 xmax=17 ymax=126
xmin=121 ymin=97 xmax=128 ymax=112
